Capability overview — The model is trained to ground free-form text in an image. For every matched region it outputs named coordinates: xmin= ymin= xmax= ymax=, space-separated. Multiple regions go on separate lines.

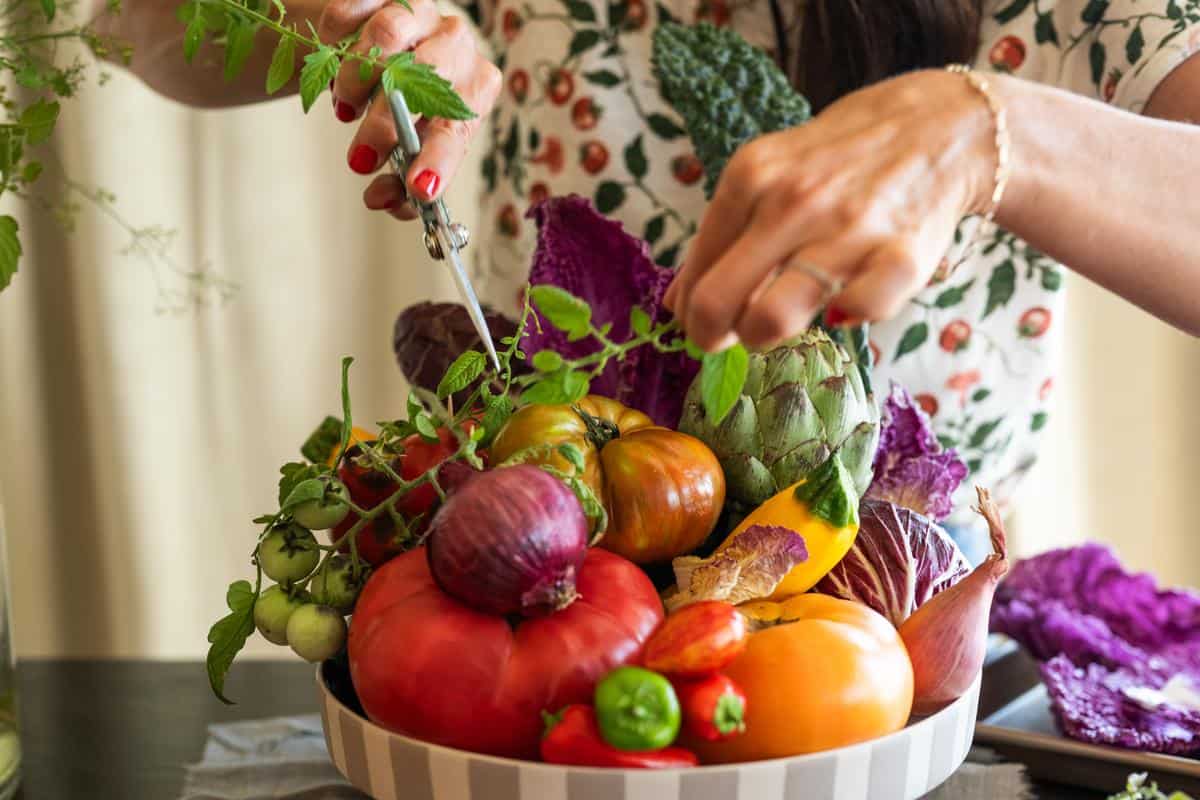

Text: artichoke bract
xmin=679 ymin=329 xmax=880 ymax=512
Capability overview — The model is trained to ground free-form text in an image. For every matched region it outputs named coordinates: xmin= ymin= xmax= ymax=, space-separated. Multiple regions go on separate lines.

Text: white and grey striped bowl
xmin=317 ymin=665 xmax=980 ymax=800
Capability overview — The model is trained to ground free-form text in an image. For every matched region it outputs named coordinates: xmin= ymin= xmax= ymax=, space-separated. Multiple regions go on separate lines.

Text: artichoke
xmin=679 ymin=329 xmax=880 ymax=512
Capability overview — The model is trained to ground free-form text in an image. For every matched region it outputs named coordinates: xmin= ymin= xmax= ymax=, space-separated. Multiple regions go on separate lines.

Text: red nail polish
xmin=412 ymin=169 xmax=441 ymax=199
xmin=348 ymin=145 xmax=379 ymax=175
xmin=824 ymin=305 xmax=849 ymax=327
xmin=335 ymin=101 xmax=357 ymax=123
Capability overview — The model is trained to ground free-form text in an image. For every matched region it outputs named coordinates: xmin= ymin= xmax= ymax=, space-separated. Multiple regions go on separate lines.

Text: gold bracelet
xmin=936 ymin=63 xmax=1012 ymax=281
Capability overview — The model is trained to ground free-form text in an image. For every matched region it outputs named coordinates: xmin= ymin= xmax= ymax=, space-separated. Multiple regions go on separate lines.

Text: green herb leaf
xmin=700 ymin=345 xmax=749 ymax=425
xmin=583 ymin=69 xmax=621 ymax=87
xmin=266 ymin=36 xmax=297 ymax=94
xmin=983 ymin=261 xmax=1017 ymax=318
xmin=206 ymin=580 xmax=258 ymax=704
xmin=381 ymin=53 xmax=475 ymax=120
xmin=530 ymin=285 xmax=591 ymax=336
xmin=532 ymin=350 xmax=564 ymax=372
xmin=623 ymin=134 xmax=648 ymax=179
xmin=224 ymin=20 xmax=259 ymax=82
xmin=437 ymin=350 xmax=485 ymax=398
xmin=894 ymin=322 xmax=928 ymax=361
xmin=299 ymin=47 xmax=340 ymax=113
xmin=0 ymin=216 xmax=20 ymax=292
xmin=629 ymin=307 xmax=651 ymax=336
xmin=20 ymin=100 xmax=59 ymax=146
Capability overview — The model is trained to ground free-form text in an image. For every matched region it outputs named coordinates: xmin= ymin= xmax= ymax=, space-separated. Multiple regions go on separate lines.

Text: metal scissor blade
xmin=435 ymin=226 xmax=501 ymax=372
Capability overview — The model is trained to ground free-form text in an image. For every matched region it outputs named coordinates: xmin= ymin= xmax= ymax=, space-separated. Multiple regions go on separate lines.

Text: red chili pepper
xmin=540 ymin=705 xmax=699 ymax=768
xmin=673 ymin=674 xmax=747 ymax=742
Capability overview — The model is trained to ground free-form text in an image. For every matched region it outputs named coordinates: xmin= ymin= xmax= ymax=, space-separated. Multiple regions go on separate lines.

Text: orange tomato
xmin=688 ymin=594 xmax=913 ymax=763
xmin=324 ymin=427 xmax=376 ymax=467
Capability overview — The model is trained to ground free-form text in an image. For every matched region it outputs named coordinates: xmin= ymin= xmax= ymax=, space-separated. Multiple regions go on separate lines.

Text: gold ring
xmin=784 ymin=259 xmax=844 ymax=306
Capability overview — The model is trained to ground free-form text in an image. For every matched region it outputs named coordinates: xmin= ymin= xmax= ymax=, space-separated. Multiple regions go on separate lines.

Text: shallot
xmin=899 ymin=486 xmax=1009 ymax=715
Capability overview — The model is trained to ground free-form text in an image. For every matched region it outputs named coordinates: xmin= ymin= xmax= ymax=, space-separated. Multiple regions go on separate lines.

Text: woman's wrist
xmin=941 ymin=66 xmax=1010 ymax=219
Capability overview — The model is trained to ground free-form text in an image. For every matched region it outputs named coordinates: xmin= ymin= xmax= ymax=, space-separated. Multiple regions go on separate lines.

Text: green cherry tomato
xmin=310 ymin=556 xmax=368 ymax=615
xmin=594 ymin=666 xmax=682 ymax=751
xmin=253 ymin=585 xmax=305 ymax=646
xmin=291 ymin=479 xmax=350 ymax=531
xmin=258 ymin=524 xmax=319 ymax=585
xmin=286 ymin=604 xmax=347 ymax=663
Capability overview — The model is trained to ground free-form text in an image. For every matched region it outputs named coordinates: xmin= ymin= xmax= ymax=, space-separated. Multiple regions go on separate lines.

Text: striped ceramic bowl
xmin=317 ymin=665 xmax=980 ymax=800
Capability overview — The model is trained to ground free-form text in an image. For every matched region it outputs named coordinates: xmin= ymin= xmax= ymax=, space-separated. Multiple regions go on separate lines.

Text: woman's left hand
xmin=664 ymin=69 xmax=998 ymax=352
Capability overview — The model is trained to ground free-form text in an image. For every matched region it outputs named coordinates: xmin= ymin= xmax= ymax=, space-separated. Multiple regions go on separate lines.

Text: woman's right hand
xmin=319 ymin=0 xmax=501 ymax=221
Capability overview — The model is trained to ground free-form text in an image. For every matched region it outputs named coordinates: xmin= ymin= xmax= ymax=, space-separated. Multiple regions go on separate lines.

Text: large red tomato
xmin=348 ymin=547 xmax=663 ymax=759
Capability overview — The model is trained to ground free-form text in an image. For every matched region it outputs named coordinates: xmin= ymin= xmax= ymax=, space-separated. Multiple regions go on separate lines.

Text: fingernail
xmin=349 ymin=145 xmax=379 ymax=175
xmin=824 ymin=305 xmax=849 ymax=327
xmin=335 ymin=101 xmax=357 ymax=123
xmin=412 ymin=169 xmax=441 ymax=199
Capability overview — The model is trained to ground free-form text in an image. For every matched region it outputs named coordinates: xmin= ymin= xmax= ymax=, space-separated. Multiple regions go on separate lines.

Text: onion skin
xmin=899 ymin=487 xmax=1009 ymax=715
xmin=426 ymin=465 xmax=589 ymax=617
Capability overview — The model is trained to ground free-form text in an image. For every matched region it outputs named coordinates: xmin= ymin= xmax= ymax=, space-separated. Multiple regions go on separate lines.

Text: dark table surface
xmin=9 ymin=657 xmax=1107 ymax=800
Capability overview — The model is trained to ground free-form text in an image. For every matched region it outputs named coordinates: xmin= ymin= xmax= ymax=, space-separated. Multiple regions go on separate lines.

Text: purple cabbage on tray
xmin=864 ymin=384 xmax=968 ymax=523
xmin=991 ymin=543 xmax=1200 ymax=755
xmin=815 ymin=499 xmax=971 ymax=627
xmin=524 ymin=196 xmax=698 ymax=427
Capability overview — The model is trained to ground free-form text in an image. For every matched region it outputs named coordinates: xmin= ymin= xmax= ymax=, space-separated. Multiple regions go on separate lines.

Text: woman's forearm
xmin=89 ymin=0 xmax=323 ymax=107
xmin=994 ymin=63 xmax=1200 ymax=336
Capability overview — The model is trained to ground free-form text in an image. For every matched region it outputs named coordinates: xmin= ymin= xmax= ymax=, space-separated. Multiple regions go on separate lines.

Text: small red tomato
xmin=946 ymin=370 xmax=982 ymax=406
xmin=502 ymin=9 xmax=523 ymax=41
xmin=1018 ymin=306 xmax=1052 ymax=338
xmin=671 ymin=154 xmax=704 ymax=185
xmin=989 ymin=35 xmax=1026 ymax=72
xmin=531 ymin=136 xmax=565 ymax=174
xmin=498 ymin=204 xmax=520 ymax=237
xmin=547 ymin=69 xmax=574 ymax=106
xmin=939 ymin=319 xmax=972 ymax=352
xmin=508 ymin=69 xmax=530 ymax=103
xmin=571 ymin=97 xmax=600 ymax=130
xmin=580 ymin=141 xmax=609 ymax=174
xmin=623 ymin=0 xmax=647 ymax=30
xmin=642 ymin=601 xmax=748 ymax=678
xmin=1040 ymin=377 xmax=1054 ymax=402
xmin=528 ymin=182 xmax=551 ymax=208
xmin=674 ymin=673 xmax=747 ymax=742
xmin=914 ymin=393 xmax=940 ymax=417
xmin=1104 ymin=69 xmax=1121 ymax=102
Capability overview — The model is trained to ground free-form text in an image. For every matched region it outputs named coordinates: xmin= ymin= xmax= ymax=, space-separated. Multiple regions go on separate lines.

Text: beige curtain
xmin=0 ymin=47 xmax=1197 ymax=659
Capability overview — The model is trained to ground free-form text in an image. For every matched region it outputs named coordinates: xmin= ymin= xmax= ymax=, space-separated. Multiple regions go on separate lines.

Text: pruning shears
xmin=385 ymin=90 xmax=500 ymax=372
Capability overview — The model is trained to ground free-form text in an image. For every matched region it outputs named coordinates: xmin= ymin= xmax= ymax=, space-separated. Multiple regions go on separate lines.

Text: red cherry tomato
xmin=939 ymin=319 xmax=972 ymax=353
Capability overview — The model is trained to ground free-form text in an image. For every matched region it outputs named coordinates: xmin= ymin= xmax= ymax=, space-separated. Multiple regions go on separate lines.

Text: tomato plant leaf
xmin=381 ymin=53 xmax=475 ymax=121
xmin=437 ymin=350 xmax=485 ymax=398
xmin=20 ymin=100 xmax=59 ymax=146
xmin=278 ymin=461 xmax=321 ymax=506
xmin=629 ymin=306 xmax=651 ymax=336
xmin=531 ymin=350 xmax=564 ymax=372
xmin=206 ymin=579 xmax=258 ymax=704
xmin=0 ymin=216 xmax=19 ymax=292
xmin=700 ymin=344 xmax=749 ymax=425
xmin=266 ymin=36 xmax=297 ymax=94
xmin=224 ymin=20 xmax=259 ymax=82
xmin=299 ymin=46 xmax=340 ymax=113
xmin=530 ymin=285 xmax=591 ymax=336
xmin=281 ymin=477 xmax=325 ymax=511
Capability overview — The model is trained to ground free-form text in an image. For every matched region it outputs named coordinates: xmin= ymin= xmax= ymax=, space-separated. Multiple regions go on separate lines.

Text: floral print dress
xmin=459 ymin=0 xmax=1200 ymax=527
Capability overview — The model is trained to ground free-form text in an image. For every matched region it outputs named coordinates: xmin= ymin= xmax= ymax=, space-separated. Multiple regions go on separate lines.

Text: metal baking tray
xmin=977 ymin=638 xmax=1200 ymax=796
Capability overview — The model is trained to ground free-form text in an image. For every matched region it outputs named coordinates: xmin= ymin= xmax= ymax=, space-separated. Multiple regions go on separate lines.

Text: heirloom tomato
xmin=348 ymin=547 xmax=663 ymax=759
xmin=490 ymin=396 xmax=724 ymax=563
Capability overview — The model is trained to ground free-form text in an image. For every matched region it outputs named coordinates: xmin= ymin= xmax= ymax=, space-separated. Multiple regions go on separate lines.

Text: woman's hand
xmin=319 ymin=0 xmax=502 ymax=220
xmin=664 ymin=69 xmax=997 ymax=353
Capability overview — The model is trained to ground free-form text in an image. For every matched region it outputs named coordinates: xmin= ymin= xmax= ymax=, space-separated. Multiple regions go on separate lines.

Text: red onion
xmin=899 ymin=487 xmax=1010 ymax=715
xmin=426 ymin=465 xmax=589 ymax=617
